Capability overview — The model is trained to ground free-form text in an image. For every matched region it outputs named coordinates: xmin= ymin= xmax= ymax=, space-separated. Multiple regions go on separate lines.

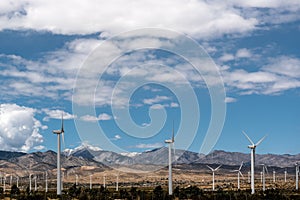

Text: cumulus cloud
xmin=223 ymin=56 xmax=300 ymax=95
xmin=0 ymin=0 xmax=261 ymax=39
xmin=143 ymin=96 xmax=171 ymax=105
xmin=0 ymin=104 xmax=44 ymax=152
xmin=80 ymin=113 xmax=113 ymax=122
xmin=224 ymin=97 xmax=237 ymax=103
xmin=42 ymin=109 xmax=76 ymax=121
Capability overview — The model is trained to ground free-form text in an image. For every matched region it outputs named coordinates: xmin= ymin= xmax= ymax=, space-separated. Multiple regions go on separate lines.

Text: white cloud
xmin=219 ymin=53 xmax=235 ymax=62
xmin=150 ymin=104 xmax=165 ymax=110
xmin=114 ymin=134 xmax=121 ymax=140
xmin=134 ymin=142 xmax=163 ymax=149
xmin=80 ymin=113 xmax=113 ymax=122
xmin=263 ymin=56 xmax=300 ymax=78
xmin=224 ymin=97 xmax=237 ymax=103
xmin=170 ymin=102 xmax=179 ymax=108
xmin=0 ymin=103 xmax=44 ymax=152
xmin=236 ymin=48 xmax=252 ymax=58
xmin=42 ymin=109 xmax=76 ymax=121
xmin=223 ymin=56 xmax=300 ymax=95
xmin=143 ymin=96 xmax=171 ymax=105
xmin=0 ymin=0 xmax=261 ymax=39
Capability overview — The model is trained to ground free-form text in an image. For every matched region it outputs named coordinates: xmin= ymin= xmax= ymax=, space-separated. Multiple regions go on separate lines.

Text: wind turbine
xmin=233 ymin=162 xmax=243 ymax=190
xmin=284 ymin=168 xmax=287 ymax=183
xmin=260 ymin=164 xmax=268 ymax=191
xmin=248 ymin=171 xmax=250 ymax=183
xmin=45 ymin=171 xmax=48 ymax=193
xmin=29 ymin=174 xmax=32 ymax=191
xmin=273 ymin=170 xmax=276 ymax=183
xmin=207 ymin=165 xmax=222 ymax=191
xmin=52 ymin=114 xmax=65 ymax=196
xmin=89 ymin=174 xmax=92 ymax=190
xmin=75 ymin=174 xmax=78 ymax=186
xmin=103 ymin=175 xmax=106 ymax=188
xmin=34 ymin=174 xmax=37 ymax=191
xmin=165 ymin=122 xmax=175 ymax=196
xmin=3 ymin=175 xmax=6 ymax=192
xmin=116 ymin=172 xmax=119 ymax=191
xmin=243 ymin=131 xmax=266 ymax=194
xmin=296 ymin=163 xmax=299 ymax=190
xmin=16 ymin=176 xmax=19 ymax=188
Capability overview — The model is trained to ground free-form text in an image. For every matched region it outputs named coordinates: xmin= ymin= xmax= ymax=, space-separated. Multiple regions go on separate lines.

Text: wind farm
xmin=0 ymin=1 xmax=299 ymax=199
xmin=0 ymin=139 xmax=299 ymax=199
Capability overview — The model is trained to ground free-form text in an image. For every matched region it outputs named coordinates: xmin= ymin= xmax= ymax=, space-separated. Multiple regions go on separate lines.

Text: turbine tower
xmin=233 ymin=162 xmax=243 ymax=190
xmin=260 ymin=164 xmax=268 ymax=191
xmin=296 ymin=163 xmax=299 ymax=190
xmin=52 ymin=114 xmax=65 ymax=196
xmin=29 ymin=174 xmax=32 ymax=191
xmin=116 ymin=173 xmax=119 ymax=191
xmin=207 ymin=165 xmax=222 ymax=191
xmin=45 ymin=171 xmax=48 ymax=193
xmin=273 ymin=170 xmax=276 ymax=183
xmin=243 ymin=131 xmax=266 ymax=194
xmin=165 ymin=122 xmax=175 ymax=196
xmin=90 ymin=174 xmax=92 ymax=190
xmin=16 ymin=176 xmax=19 ymax=188
xmin=103 ymin=175 xmax=106 ymax=188
xmin=284 ymin=168 xmax=287 ymax=183
xmin=75 ymin=174 xmax=78 ymax=186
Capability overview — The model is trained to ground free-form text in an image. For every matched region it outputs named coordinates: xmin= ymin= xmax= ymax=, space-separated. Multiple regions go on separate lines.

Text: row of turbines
xmin=165 ymin=130 xmax=300 ymax=195
xmin=52 ymin=116 xmax=299 ymax=196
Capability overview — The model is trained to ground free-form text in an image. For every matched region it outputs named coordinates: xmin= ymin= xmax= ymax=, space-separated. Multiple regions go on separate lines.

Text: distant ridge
xmin=0 ymin=146 xmax=299 ymax=172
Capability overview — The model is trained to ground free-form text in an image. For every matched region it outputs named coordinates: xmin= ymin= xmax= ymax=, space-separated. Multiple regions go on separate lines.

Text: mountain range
xmin=0 ymin=144 xmax=299 ymax=174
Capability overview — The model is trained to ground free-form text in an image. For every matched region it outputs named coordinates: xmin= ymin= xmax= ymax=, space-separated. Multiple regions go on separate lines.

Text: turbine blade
xmin=239 ymin=171 xmax=244 ymax=178
xmin=265 ymin=166 xmax=268 ymax=174
xmin=206 ymin=165 xmax=213 ymax=171
xmin=62 ymin=132 xmax=66 ymax=150
xmin=61 ymin=113 xmax=64 ymax=133
xmin=255 ymin=135 xmax=267 ymax=146
xmin=215 ymin=164 xmax=222 ymax=171
xmin=242 ymin=131 xmax=254 ymax=145
xmin=172 ymin=120 xmax=174 ymax=142
xmin=172 ymin=143 xmax=176 ymax=162
xmin=239 ymin=161 xmax=244 ymax=171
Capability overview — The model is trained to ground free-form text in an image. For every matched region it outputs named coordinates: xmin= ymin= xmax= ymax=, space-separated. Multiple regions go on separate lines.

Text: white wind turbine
xmin=3 ymin=174 xmax=6 ymax=192
xmin=89 ymin=174 xmax=93 ymax=190
xmin=29 ymin=174 xmax=32 ymax=191
xmin=284 ymin=168 xmax=287 ymax=183
xmin=16 ymin=176 xmax=19 ymax=188
xmin=75 ymin=174 xmax=78 ymax=186
xmin=165 ymin=122 xmax=175 ymax=196
xmin=52 ymin=114 xmax=65 ymax=195
xmin=273 ymin=169 xmax=276 ymax=183
xmin=103 ymin=175 xmax=106 ymax=188
xmin=260 ymin=164 xmax=268 ymax=191
xmin=233 ymin=162 xmax=243 ymax=190
xmin=45 ymin=171 xmax=48 ymax=193
xmin=116 ymin=173 xmax=119 ymax=191
xmin=296 ymin=163 xmax=299 ymax=190
xmin=34 ymin=174 xmax=37 ymax=191
xmin=207 ymin=165 xmax=222 ymax=191
xmin=243 ymin=131 xmax=267 ymax=194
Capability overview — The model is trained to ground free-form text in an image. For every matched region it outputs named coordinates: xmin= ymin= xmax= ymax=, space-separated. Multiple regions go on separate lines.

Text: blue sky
xmin=0 ymin=1 xmax=299 ymax=155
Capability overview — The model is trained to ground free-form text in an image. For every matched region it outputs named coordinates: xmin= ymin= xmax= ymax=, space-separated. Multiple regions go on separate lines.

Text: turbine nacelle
xmin=165 ymin=139 xmax=173 ymax=144
xmin=53 ymin=130 xmax=62 ymax=134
